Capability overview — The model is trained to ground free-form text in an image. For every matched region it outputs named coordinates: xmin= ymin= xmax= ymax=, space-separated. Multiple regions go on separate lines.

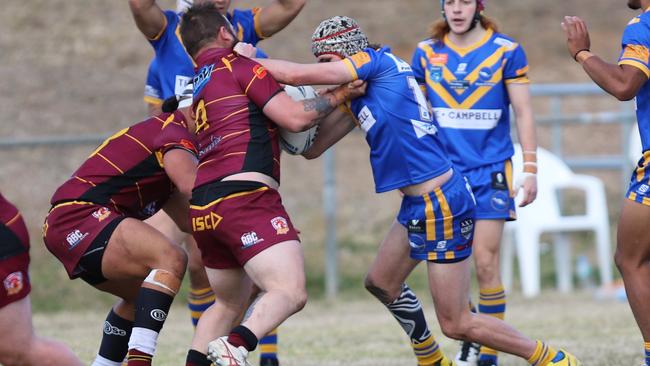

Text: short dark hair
xmin=180 ymin=3 xmax=233 ymax=59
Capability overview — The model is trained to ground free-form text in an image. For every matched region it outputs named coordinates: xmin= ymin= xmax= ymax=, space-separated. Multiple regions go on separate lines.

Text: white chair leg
xmin=500 ymin=227 xmax=514 ymax=293
xmin=553 ymin=233 xmax=572 ymax=293
xmin=595 ymin=225 xmax=614 ymax=286
xmin=516 ymin=229 xmax=541 ymax=298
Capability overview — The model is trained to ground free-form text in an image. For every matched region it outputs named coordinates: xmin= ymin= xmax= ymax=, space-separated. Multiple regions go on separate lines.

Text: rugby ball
xmin=280 ymin=85 xmax=320 ymax=155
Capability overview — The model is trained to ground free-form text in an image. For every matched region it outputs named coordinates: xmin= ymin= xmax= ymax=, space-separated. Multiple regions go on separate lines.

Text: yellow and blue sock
xmin=527 ymin=341 xmax=558 ymax=366
xmin=259 ymin=328 xmax=279 ymax=365
xmin=188 ymin=287 xmax=216 ymax=327
xmin=386 ymin=284 xmax=445 ymax=365
xmin=478 ymin=286 xmax=506 ymax=364
xmin=645 ymin=342 xmax=650 ymax=366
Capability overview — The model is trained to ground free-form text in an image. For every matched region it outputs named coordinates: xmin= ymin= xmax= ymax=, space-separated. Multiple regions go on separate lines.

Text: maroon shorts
xmin=190 ymin=181 xmax=300 ymax=269
xmin=0 ymin=205 xmax=31 ymax=308
xmin=43 ymin=202 xmax=123 ymax=279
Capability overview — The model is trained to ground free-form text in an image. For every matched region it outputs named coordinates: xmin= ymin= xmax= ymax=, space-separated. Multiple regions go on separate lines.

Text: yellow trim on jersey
xmin=74 ymin=175 xmax=96 ymax=187
xmin=629 ymin=191 xmax=638 ymax=201
xmin=144 ymin=96 xmax=163 ymax=106
xmin=206 ymin=94 xmax=246 ymax=107
xmin=252 ymin=7 xmax=267 ymax=40
xmin=5 ymin=212 xmax=21 ymax=227
xmin=505 ymin=159 xmax=514 ymax=197
xmin=515 ymin=65 xmax=530 ymax=76
xmin=149 ymin=15 xmax=169 ymax=41
xmin=50 ymin=200 xmax=97 ymax=212
xmin=423 ymin=194 xmax=437 ymax=241
xmin=189 ymin=186 xmax=269 ymax=210
xmin=444 ymin=28 xmax=494 ymax=57
xmin=342 ymin=59 xmax=359 ymax=81
xmin=505 ymin=76 xmax=530 ymax=84
xmin=89 ymin=128 xmax=129 ymax=158
xmin=463 ymin=47 xmax=506 ymax=85
xmin=125 ymin=133 xmax=153 ymax=154
xmin=433 ymin=188 xmax=453 ymax=240
xmin=222 ymin=129 xmax=250 ymax=141
xmin=220 ymin=107 xmax=249 ymax=122
xmin=97 ymin=153 xmax=125 ymax=174
xmin=643 ymin=197 xmax=650 ymax=206
xmin=445 ymin=251 xmax=455 ymax=260
xmin=619 ymin=59 xmax=650 ymax=78
xmin=636 ymin=151 xmax=650 ymax=181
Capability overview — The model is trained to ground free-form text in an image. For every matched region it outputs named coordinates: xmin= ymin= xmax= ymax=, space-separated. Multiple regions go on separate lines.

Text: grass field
xmin=33 ymin=290 xmax=641 ymax=365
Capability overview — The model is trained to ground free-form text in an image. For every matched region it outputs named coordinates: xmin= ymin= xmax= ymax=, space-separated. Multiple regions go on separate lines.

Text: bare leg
xmin=615 ymin=199 xmax=650 ymax=340
xmin=427 ymin=258 xmax=536 ymax=359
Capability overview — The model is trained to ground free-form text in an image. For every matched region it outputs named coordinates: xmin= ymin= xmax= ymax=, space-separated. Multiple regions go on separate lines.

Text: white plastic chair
xmin=500 ymin=145 xmax=613 ymax=297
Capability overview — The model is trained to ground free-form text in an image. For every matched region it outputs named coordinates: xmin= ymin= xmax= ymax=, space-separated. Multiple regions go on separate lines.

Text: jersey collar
xmin=444 ymin=28 xmax=494 ymax=57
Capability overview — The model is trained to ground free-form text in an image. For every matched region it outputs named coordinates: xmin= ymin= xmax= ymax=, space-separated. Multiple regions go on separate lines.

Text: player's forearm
xmin=128 ymin=0 xmax=166 ymax=39
xmin=296 ymin=88 xmax=349 ymax=130
xmin=303 ymin=106 xmax=356 ymax=159
xmin=580 ymin=54 xmax=637 ymax=101
xmin=257 ymin=0 xmax=306 ymax=37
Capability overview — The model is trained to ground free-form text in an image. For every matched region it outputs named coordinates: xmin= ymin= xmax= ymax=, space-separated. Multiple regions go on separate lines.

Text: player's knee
xmin=364 ymin=275 xmax=398 ymax=304
xmin=438 ymin=310 xmax=472 ymax=341
xmin=288 ymin=286 xmax=308 ymax=313
xmin=155 ymin=243 xmax=188 ymax=278
xmin=475 ymin=262 xmax=499 ymax=284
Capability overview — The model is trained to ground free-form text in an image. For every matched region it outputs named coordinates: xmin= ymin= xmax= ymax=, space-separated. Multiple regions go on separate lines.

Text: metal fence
xmin=0 ymin=83 xmax=638 ymax=298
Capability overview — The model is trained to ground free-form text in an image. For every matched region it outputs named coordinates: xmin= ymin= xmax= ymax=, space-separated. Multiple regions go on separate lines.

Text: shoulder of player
xmin=490 ymin=32 xmax=522 ymax=51
xmin=230 ymin=7 xmax=257 ymax=20
xmin=626 ymin=13 xmax=650 ymax=32
xmin=162 ymin=9 xmax=181 ymax=28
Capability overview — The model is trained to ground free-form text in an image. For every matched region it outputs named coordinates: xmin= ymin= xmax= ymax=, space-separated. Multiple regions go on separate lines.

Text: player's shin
xmin=91 ymin=309 xmax=133 ymax=366
xmin=126 ymin=269 xmax=181 ymax=365
xmin=386 ymin=283 xmax=447 ymax=365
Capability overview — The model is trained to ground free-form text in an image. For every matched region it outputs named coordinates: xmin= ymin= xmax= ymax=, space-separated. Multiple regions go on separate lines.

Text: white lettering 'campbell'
xmin=433 ymin=108 xmax=502 ymax=130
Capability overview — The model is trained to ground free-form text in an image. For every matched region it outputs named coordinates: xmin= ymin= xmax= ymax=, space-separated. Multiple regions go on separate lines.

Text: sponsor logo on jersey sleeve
xmin=193 ymin=64 xmax=215 ymax=96
xmin=349 ymin=51 xmax=371 ymax=69
xmin=3 ymin=271 xmax=23 ymax=296
xmin=253 ymin=64 xmax=268 ymax=79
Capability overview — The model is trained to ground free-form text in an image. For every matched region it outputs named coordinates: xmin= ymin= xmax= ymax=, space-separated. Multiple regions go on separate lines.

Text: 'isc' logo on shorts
xmin=192 ymin=212 xmax=222 ymax=232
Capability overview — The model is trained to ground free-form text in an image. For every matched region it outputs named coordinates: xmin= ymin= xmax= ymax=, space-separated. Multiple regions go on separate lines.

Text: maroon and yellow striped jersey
xmin=191 ymin=48 xmax=283 ymax=188
xmin=50 ymin=111 xmax=198 ymax=219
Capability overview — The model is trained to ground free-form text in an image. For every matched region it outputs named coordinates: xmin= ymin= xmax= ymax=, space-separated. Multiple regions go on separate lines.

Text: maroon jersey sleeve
xmin=154 ymin=111 xmax=199 ymax=158
xmin=234 ymin=58 xmax=283 ymax=110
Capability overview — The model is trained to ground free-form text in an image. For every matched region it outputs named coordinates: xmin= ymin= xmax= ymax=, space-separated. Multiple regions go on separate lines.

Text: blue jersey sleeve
xmin=619 ymin=17 xmax=650 ymax=78
xmin=231 ymin=8 xmax=263 ymax=45
xmin=503 ymin=43 xmax=529 ymax=84
xmin=149 ymin=10 xmax=179 ymax=51
xmin=342 ymin=49 xmax=380 ymax=81
xmin=411 ymin=43 xmax=428 ymax=85
xmin=144 ymin=58 xmax=163 ymax=105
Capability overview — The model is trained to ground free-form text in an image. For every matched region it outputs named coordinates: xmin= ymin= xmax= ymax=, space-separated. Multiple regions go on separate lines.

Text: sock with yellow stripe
xmin=188 ymin=287 xmax=216 ymax=327
xmin=645 ymin=342 xmax=650 ymax=366
xmin=386 ymin=284 xmax=446 ymax=365
xmin=259 ymin=328 xmax=279 ymax=366
xmin=478 ymin=286 xmax=506 ymax=364
xmin=527 ymin=341 xmax=558 ymax=366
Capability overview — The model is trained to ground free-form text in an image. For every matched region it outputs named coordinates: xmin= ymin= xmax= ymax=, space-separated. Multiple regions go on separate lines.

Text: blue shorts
xmin=397 ymin=171 xmax=476 ymax=263
xmin=463 ymin=160 xmax=516 ymax=221
xmin=626 ymin=152 xmax=650 ymax=206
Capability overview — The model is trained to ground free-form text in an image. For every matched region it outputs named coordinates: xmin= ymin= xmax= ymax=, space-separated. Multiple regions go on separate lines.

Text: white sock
xmin=127 ymin=327 xmax=158 ymax=355
xmin=91 ymin=354 xmax=123 ymax=366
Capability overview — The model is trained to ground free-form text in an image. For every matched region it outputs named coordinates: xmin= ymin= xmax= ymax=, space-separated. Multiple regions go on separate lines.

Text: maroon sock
xmin=227 ymin=325 xmax=258 ymax=352
xmin=127 ymin=349 xmax=152 ymax=366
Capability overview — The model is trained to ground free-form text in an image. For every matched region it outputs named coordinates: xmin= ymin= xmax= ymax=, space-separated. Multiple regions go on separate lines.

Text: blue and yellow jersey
xmin=619 ymin=10 xmax=650 ymax=153
xmin=341 ymin=47 xmax=452 ymax=193
xmin=144 ymin=9 xmax=268 ymax=105
xmin=411 ymin=29 xmax=529 ymax=171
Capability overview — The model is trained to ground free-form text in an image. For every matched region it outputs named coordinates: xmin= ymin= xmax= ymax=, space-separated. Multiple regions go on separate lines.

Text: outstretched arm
xmin=302 ymin=105 xmax=357 ymax=159
xmin=256 ymin=58 xmax=356 ymax=86
xmin=562 ymin=16 xmax=647 ymax=101
xmin=128 ymin=0 xmax=167 ymax=40
xmin=256 ymin=0 xmax=306 ymax=38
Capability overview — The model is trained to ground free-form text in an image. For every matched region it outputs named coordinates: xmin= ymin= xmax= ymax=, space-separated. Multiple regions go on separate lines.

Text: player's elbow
xmin=301 ymin=147 xmax=322 ymax=160
xmin=284 ymin=117 xmax=312 ymax=133
xmin=612 ymin=83 xmax=638 ymax=101
xmin=128 ymin=0 xmax=148 ymax=14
